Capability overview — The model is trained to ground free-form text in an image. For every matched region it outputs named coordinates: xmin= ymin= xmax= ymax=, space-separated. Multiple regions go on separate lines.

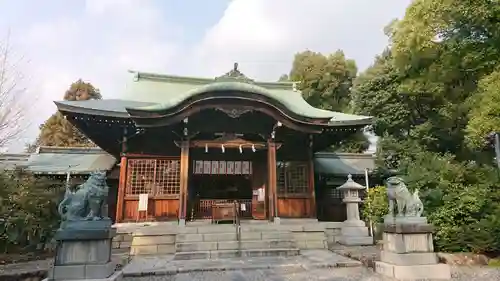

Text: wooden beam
xmin=308 ymin=135 xmax=316 ymax=218
xmin=174 ymin=139 xmax=274 ymax=149
xmin=179 ymin=141 xmax=190 ymax=223
xmin=122 ymin=153 xmax=180 ymax=159
xmin=115 ymin=156 xmax=127 ymax=223
xmin=267 ymin=139 xmax=278 ymax=220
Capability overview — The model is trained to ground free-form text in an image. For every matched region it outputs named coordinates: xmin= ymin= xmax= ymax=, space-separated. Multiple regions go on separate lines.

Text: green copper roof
xmin=314 ymin=152 xmax=375 ymax=175
xmin=55 ymin=65 xmax=372 ymax=127
xmin=26 ymin=147 xmax=117 ymax=175
xmin=122 ymin=69 xmax=372 ymax=126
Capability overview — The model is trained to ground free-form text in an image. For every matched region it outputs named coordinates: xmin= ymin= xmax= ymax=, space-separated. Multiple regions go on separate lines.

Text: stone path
xmin=125 ymin=267 xmax=391 ymax=281
xmin=0 ymin=258 xmax=52 ymax=277
xmin=123 ymin=250 xmax=361 ymax=277
xmin=124 ymin=266 xmax=500 ymax=281
xmin=0 ymin=253 xmax=128 ymax=280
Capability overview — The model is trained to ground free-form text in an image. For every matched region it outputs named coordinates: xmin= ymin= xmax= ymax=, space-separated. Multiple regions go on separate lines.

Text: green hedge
xmin=0 ymin=170 xmax=63 ymax=253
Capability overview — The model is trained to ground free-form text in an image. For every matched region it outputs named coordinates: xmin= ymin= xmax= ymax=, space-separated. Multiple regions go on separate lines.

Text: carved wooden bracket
xmin=216 ymin=107 xmax=253 ymax=118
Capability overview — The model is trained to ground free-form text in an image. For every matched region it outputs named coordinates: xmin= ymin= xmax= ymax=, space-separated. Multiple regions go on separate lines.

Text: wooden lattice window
xmin=126 ymin=158 xmax=181 ymax=196
xmin=277 ymin=161 xmax=309 ymax=195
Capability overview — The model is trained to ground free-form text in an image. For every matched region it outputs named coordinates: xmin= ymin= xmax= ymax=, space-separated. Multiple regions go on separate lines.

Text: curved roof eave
xmin=127 ymin=81 xmax=350 ymax=120
xmin=326 ymin=113 xmax=373 ymax=127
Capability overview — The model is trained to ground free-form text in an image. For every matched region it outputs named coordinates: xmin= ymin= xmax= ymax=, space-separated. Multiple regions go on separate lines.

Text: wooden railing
xmin=193 ymin=199 xmax=252 ymax=219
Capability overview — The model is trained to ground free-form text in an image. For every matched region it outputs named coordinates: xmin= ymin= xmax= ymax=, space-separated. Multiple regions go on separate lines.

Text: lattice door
xmin=126 ymin=158 xmax=181 ymax=196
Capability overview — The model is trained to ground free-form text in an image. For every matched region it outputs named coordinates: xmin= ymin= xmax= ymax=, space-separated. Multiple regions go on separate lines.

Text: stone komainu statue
xmin=385 ymin=176 xmax=424 ymax=217
xmin=58 ymin=171 xmax=109 ymax=222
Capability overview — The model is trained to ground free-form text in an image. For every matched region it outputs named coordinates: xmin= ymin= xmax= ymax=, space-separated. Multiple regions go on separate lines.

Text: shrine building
xmin=52 ymin=64 xmax=373 ymax=224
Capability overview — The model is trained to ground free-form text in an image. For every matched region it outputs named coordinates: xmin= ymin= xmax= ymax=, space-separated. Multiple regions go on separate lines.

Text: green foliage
xmin=375 ymin=137 xmax=500 ymax=253
xmin=351 ymin=0 xmax=500 ymax=254
xmin=466 ymin=69 xmax=500 ymax=148
xmin=289 ymin=50 xmax=356 ymax=111
xmin=328 ymin=131 xmax=370 ymax=153
xmin=362 ymin=186 xmax=388 ymax=224
xmin=0 ymin=170 xmax=63 ymax=253
xmin=284 ymin=49 xmax=369 ymax=152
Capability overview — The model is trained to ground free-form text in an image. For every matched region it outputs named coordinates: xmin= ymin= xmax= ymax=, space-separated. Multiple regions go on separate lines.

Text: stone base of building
xmin=47 ymin=262 xmax=119 ymax=281
xmin=337 ymin=220 xmax=373 ymax=246
xmin=338 ymin=235 xmax=373 ymax=246
xmin=44 ymin=271 xmax=123 ymax=281
xmin=375 ymin=261 xmax=451 ymax=280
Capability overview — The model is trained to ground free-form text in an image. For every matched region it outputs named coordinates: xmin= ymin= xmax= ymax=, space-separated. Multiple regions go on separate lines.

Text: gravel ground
xmin=124 ymin=266 xmax=500 ymax=281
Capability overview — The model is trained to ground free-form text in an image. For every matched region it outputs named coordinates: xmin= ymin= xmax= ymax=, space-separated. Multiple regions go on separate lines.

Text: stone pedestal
xmin=338 ymin=220 xmax=373 ymax=245
xmin=336 ymin=175 xmax=373 ymax=246
xmin=46 ymin=221 xmax=122 ymax=281
xmin=375 ymin=220 xmax=451 ymax=280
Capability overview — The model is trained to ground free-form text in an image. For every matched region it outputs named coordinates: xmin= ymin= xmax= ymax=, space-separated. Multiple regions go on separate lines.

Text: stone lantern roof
xmin=337 ymin=174 xmax=365 ymax=190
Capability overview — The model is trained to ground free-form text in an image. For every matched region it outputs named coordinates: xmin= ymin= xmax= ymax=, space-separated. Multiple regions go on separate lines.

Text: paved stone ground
xmin=0 ymin=253 xmax=128 ymax=279
xmin=122 ymin=250 xmax=361 ymax=276
xmin=124 ymin=266 xmax=500 ymax=281
xmin=123 ymin=248 xmax=500 ymax=281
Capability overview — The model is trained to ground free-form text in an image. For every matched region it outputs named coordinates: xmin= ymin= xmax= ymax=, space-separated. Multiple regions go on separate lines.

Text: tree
xmin=33 ymin=80 xmax=101 ymax=148
xmin=354 ymin=0 xmax=500 ymax=158
xmin=285 ymin=50 xmax=369 ymax=152
xmin=0 ymin=35 xmax=29 ymax=150
xmin=466 ymin=69 xmax=500 ymax=149
xmin=289 ymin=50 xmax=357 ymax=111
xmin=353 ymin=0 xmax=500 ymax=254
xmin=277 ymin=74 xmax=289 ymax=82
xmin=352 ymin=49 xmax=409 ymax=138
xmin=0 ymin=170 xmax=62 ymax=253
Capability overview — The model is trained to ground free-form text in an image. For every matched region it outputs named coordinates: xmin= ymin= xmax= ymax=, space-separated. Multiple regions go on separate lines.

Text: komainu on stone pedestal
xmin=375 ymin=176 xmax=450 ymax=280
xmin=57 ymin=171 xmax=112 ymax=230
xmin=45 ymin=171 xmax=122 ymax=281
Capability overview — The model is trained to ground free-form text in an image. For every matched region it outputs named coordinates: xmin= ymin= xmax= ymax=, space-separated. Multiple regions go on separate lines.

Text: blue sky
xmin=0 ymin=0 xmax=413 ymax=152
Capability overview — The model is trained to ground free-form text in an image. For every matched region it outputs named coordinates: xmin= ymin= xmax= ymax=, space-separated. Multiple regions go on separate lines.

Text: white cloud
xmin=193 ymin=0 xmax=413 ymax=79
xmin=8 ymin=0 xmax=181 ymax=151
xmin=4 ymin=0 xmax=411 ymax=152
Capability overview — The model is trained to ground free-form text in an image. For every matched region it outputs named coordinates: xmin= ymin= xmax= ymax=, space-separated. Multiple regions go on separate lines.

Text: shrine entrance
xmin=187 ymin=143 xmax=264 ymax=222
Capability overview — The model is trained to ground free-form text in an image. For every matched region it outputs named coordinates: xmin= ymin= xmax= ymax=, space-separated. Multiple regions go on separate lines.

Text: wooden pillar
xmin=115 ymin=127 xmax=128 ymax=223
xmin=267 ymin=139 xmax=278 ymax=220
xmin=115 ymin=156 xmax=127 ymax=223
xmin=308 ymin=137 xmax=317 ymax=218
xmin=179 ymin=140 xmax=190 ymax=224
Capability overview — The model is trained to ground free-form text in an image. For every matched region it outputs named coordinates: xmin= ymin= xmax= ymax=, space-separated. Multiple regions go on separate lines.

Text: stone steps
xmin=176 ymin=231 xmax=295 ymax=243
xmin=176 ymin=239 xmax=297 ymax=252
xmin=174 ymin=228 xmax=300 ymax=260
xmin=129 ymin=228 xmax=176 ymax=256
xmin=118 ymin=220 xmax=338 ymax=258
xmin=173 ymin=248 xmax=300 ymax=260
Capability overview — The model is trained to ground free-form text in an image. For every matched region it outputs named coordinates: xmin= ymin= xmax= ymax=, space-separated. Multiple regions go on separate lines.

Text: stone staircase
xmin=173 ymin=224 xmax=300 ymax=260
xmin=120 ymin=220 xmax=339 ymax=260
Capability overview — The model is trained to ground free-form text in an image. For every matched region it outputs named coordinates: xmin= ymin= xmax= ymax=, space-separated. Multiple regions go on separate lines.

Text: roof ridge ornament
xmin=215 ymin=62 xmax=255 ymax=84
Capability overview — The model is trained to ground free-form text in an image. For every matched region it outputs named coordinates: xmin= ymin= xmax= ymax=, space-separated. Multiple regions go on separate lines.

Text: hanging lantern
xmin=221 ymin=144 xmax=225 ymax=153
xmin=239 ymin=145 xmax=243 ymax=154
xmin=205 ymin=144 xmax=208 ymax=153
xmin=252 ymin=144 xmax=256 ymax=152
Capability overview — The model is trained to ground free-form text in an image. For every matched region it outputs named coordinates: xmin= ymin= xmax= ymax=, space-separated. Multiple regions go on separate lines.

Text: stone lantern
xmin=336 ymin=174 xmax=373 ymax=245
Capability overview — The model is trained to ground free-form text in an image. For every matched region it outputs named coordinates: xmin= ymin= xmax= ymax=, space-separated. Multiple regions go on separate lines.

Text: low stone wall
xmin=272 ymin=221 xmax=343 ymax=250
xmin=112 ymin=232 xmax=133 ymax=255
xmin=129 ymin=227 xmax=177 ymax=256
xmin=322 ymin=222 xmax=343 ymax=246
